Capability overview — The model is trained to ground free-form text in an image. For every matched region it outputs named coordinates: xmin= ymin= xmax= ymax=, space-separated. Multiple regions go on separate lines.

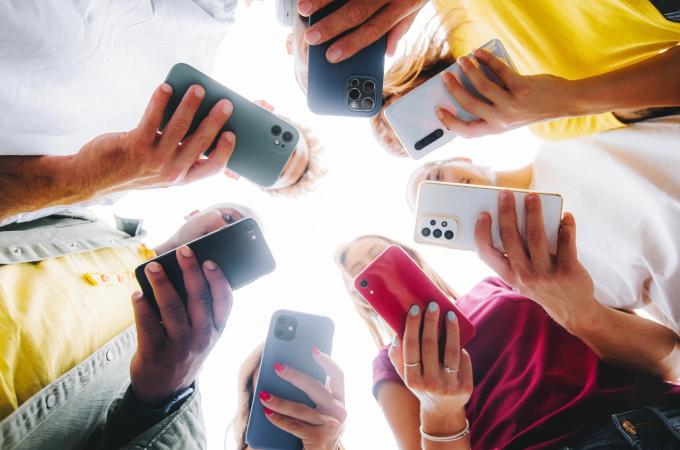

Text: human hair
xmin=334 ymin=235 xmax=459 ymax=348
xmin=266 ymin=120 xmax=327 ymax=197
xmin=230 ymin=345 xmax=345 ymax=450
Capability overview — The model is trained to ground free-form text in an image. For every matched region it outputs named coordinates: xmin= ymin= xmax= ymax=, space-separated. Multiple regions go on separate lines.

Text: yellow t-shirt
xmin=0 ymin=244 xmax=154 ymax=420
xmin=435 ymin=0 xmax=680 ymax=140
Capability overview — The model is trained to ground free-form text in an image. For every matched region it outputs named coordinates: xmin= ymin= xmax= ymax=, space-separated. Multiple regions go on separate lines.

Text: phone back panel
xmin=415 ymin=182 xmax=563 ymax=253
xmin=384 ymin=39 xmax=516 ymax=159
xmin=246 ymin=310 xmax=335 ymax=450
xmin=134 ymin=218 xmax=276 ymax=303
xmin=163 ymin=63 xmax=299 ymax=187
xmin=307 ymin=1 xmax=385 ymax=117
xmin=353 ymin=245 xmax=475 ymax=347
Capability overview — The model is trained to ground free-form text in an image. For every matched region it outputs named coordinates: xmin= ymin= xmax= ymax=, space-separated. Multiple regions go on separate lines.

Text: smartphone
xmin=384 ymin=39 xmax=517 ymax=159
xmin=162 ymin=63 xmax=299 ymax=187
xmin=353 ymin=245 xmax=476 ymax=348
xmin=246 ymin=310 xmax=335 ymax=450
xmin=415 ymin=181 xmax=563 ymax=253
xmin=307 ymin=1 xmax=386 ymax=117
xmin=135 ymin=218 xmax=276 ymax=304
xmin=275 ymin=0 xmax=295 ymax=26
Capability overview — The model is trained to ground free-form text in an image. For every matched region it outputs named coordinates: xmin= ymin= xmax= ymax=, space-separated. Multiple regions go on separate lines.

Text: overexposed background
xmin=94 ymin=2 xmax=540 ymax=448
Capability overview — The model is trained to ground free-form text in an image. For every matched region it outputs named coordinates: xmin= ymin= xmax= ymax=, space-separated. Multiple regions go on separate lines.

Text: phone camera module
xmin=275 ymin=315 xmax=297 ymax=341
xmin=363 ymin=80 xmax=376 ymax=94
xmin=429 ymin=219 xmax=437 ymax=226
xmin=270 ymin=125 xmax=282 ymax=136
xmin=433 ymin=229 xmax=443 ymax=238
xmin=277 ymin=316 xmax=286 ymax=325
xmin=348 ymin=88 xmax=361 ymax=101
xmin=445 ymin=230 xmax=454 ymax=240
xmin=275 ymin=329 xmax=284 ymax=338
xmin=282 ymin=131 xmax=293 ymax=142
xmin=351 ymin=78 xmax=360 ymax=87
xmin=359 ymin=279 xmax=369 ymax=288
xmin=362 ymin=97 xmax=375 ymax=111
xmin=441 ymin=221 xmax=448 ymax=227
xmin=421 ymin=227 xmax=431 ymax=237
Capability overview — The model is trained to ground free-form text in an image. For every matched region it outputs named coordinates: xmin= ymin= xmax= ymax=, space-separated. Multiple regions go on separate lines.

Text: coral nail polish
xmin=264 ymin=407 xmax=273 ymax=416
xmin=260 ymin=391 xmax=271 ymax=401
xmin=274 ymin=362 xmax=285 ymax=373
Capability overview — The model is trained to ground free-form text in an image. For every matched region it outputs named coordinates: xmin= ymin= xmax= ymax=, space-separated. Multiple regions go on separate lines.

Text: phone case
xmin=384 ymin=39 xmax=517 ymax=159
xmin=162 ymin=63 xmax=299 ymax=187
xmin=307 ymin=1 xmax=386 ymax=117
xmin=415 ymin=181 xmax=563 ymax=253
xmin=246 ymin=310 xmax=335 ymax=450
xmin=353 ymin=245 xmax=475 ymax=348
xmin=135 ymin=218 xmax=276 ymax=304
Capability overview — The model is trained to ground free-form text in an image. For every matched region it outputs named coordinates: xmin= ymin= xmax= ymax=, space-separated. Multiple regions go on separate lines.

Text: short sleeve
xmin=372 ymin=346 xmax=404 ymax=399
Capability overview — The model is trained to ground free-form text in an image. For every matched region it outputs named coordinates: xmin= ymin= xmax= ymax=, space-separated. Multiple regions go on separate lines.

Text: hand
xmin=260 ymin=349 xmax=346 ymax=450
xmin=298 ymin=0 xmax=428 ymax=62
xmin=76 ymin=83 xmax=236 ymax=194
xmin=437 ymin=49 xmax=574 ymax=138
xmin=388 ymin=303 xmax=472 ymax=429
xmin=474 ymin=191 xmax=598 ymax=329
xmin=129 ymin=246 xmax=233 ymax=405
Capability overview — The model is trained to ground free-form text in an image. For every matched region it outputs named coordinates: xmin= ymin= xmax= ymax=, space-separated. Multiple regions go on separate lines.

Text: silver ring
xmin=404 ymin=361 xmax=421 ymax=367
xmin=443 ymin=366 xmax=458 ymax=375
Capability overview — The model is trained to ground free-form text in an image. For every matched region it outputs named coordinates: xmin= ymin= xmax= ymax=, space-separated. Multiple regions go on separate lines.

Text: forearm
xmin=568 ymin=45 xmax=680 ymax=116
xmin=420 ymin=409 xmax=470 ymax=450
xmin=376 ymin=382 xmax=422 ymax=450
xmin=566 ymin=301 xmax=680 ymax=380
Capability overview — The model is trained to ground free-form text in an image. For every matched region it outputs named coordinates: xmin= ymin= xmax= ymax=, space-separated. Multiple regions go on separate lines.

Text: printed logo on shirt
xmin=649 ymin=0 xmax=680 ymax=22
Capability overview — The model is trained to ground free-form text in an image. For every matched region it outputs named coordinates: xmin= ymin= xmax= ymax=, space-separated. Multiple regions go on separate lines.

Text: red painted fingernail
xmin=311 ymin=346 xmax=320 ymax=355
xmin=264 ymin=407 xmax=273 ymax=416
xmin=260 ymin=391 xmax=271 ymax=402
xmin=274 ymin=362 xmax=285 ymax=373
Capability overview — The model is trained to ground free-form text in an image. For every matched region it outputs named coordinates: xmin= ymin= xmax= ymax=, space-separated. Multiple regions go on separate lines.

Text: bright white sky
xmin=94 ymin=2 xmax=540 ymax=448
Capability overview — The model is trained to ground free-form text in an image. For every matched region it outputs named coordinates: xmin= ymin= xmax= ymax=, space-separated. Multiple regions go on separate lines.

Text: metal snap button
xmin=622 ymin=419 xmax=637 ymax=435
xmin=46 ymin=393 xmax=56 ymax=409
xmin=10 ymin=247 xmax=22 ymax=255
xmin=105 ymin=350 xmax=114 ymax=362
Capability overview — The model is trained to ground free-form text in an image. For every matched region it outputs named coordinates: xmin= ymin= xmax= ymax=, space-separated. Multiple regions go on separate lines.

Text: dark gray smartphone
xmin=134 ymin=218 xmax=276 ymax=304
xmin=307 ymin=1 xmax=386 ymax=117
xmin=163 ymin=63 xmax=299 ymax=187
xmin=246 ymin=310 xmax=335 ymax=450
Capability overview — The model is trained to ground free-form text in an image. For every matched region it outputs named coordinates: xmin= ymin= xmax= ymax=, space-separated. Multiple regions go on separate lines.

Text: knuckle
xmin=346 ymin=3 xmax=365 ymax=24
xmin=194 ymin=134 xmax=214 ymax=152
xmin=526 ymin=227 xmax=543 ymax=244
xmin=362 ymin=23 xmax=381 ymax=43
xmin=420 ymin=337 xmax=436 ymax=352
xmin=168 ymin=121 xmax=190 ymax=140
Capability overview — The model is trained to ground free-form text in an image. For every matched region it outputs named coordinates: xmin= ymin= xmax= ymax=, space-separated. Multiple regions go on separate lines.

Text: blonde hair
xmin=231 ymin=345 xmax=345 ymax=450
xmin=334 ymin=235 xmax=459 ymax=348
xmin=266 ymin=120 xmax=327 ymax=197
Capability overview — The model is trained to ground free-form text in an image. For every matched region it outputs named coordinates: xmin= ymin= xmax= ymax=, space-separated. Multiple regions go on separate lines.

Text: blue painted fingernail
xmin=428 ymin=302 xmax=438 ymax=312
xmin=447 ymin=311 xmax=456 ymax=322
xmin=409 ymin=305 xmax=420 ymax=316
xmin=392 ymin=335 xmax=400 ymax=347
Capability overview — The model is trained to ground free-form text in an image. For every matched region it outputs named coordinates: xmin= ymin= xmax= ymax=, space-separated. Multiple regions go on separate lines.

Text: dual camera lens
xmin=271 ymin=125 xmax=293 ymax=144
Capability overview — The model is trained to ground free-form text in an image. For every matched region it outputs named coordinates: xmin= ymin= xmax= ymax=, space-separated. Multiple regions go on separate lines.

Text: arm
xmin=474 ymin=191 xmax=680 ymax=380
xmin=375 ymin=382 xmax=422 ymax=450
xmin=438 ymin=45 xmax=680 ymax=138
xmin=0 ymin=83 xmax=235 ymax=222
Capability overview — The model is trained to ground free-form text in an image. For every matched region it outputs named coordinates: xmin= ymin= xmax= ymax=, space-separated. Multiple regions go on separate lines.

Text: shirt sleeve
xmin=372 ymin=345 xmax=404 ymax=400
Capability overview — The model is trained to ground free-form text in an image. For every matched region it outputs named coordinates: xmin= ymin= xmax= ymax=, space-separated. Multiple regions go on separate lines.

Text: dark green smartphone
xmin=163 ymin=63 xmax=299 ymax=187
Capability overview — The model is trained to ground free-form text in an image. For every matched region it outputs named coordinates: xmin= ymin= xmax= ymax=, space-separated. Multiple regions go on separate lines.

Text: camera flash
xmin=287 ymin=326 xmax=293 ymax=331
xmin=369 ymin=290 xmax=374 ymax=295
xmin=274 ymin=139 xmax=281 ymax=145
xmin=251 ymin=235 xmax=257 ymax=240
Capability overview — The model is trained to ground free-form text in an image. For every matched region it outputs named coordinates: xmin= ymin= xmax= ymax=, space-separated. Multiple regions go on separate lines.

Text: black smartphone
xmin=246 ymin=310 xmax=335 ymax=450
xmin=135 ymin=218 xmax=276 ymax=303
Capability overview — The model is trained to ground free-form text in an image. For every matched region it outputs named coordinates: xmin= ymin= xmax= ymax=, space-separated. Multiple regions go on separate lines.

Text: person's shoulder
xmin=457 ymin=277 xmax=538 ymax=318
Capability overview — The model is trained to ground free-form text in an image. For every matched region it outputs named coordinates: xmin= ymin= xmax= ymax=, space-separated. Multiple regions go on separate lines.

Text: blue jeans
xmin=564 ymin=405 xmax=680 ymax=450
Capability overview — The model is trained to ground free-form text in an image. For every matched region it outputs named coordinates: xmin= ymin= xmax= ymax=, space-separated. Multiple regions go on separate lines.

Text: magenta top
xmin=372 ymin=277 xmax=680 ymax=450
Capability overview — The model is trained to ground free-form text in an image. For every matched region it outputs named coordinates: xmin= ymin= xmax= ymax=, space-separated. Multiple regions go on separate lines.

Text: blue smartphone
xmin=307 ymin=1 xmax=386 ymax=117
xmin=246 ymin=310 xmax=335 ymax=450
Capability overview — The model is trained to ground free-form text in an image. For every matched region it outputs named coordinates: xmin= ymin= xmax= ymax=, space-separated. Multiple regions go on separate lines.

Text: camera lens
xmin=282 ymin=131 xmax=293 ymax=142
xmin=433 ymin=229 xmax=443 ymax=238
xmin=429 ymin=219 xmax=437 ymax=226
xmin=441 ymin=221 xmax=448 ymax=227
xmin=270 ymin=125 xmax=282 ymax=136
xmin=360 ymin=279 xmax=369 ymax=288
xmin=348 ymin=88 xmax=361 ymax=101
xmin=351 ymin=78 xmax=359 ymax=87
xmin=275 ymin=329 xmax=284 ymax=338
xmin=363 ymin=80 xmax=376 ymax=94
xmin=421 ymin=227 xmax=431 ymax=237
xmin=362 ymin=97 xmax=375 ymax=111
xmin=445 ymin=230 xmax=454 ymax=240
xmin=277 ymin=316 xmax=286 ymax=325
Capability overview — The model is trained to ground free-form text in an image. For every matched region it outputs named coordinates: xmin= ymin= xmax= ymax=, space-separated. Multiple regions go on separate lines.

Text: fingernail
xmin=500 ymin=190 xmax=511 ymax=202
xmin=274 ymin=362 xmax=285 ymax=373
xmin=160 ymin=83 xmax=172 ymax=93
xmin=259 ymin=391 xmax=271 ymax=402
xmin=193 ymin=86 xmax=205 ymax=98
xmin=478 ymin=212 xmax=490 ymax=223
xmin=298 ymin=1 xmax=311 ymax=15
xmin=327 ymin=48 xmax=342 ymax=63
xmin=222 ymin=100 xmax=233 ymax=115
xmin=409 ymin=304 xmax=420 ymax=316
xmin=311 ymin=346 xmax=320 ymax=355
xmin=204 ymin=260 xmax=218 ymax=271
xmin=179 ymin=246 xmax=193 ymax=258
xmin=132 ymin=290 xmax=144 ymax=301
xmin=306 ymin=30 xmax=321 ymax=44
xmin=436 ymin=108 xmax=445 ymax=121
xmin=264 ymin=407 xmax=273 ymax=416
xmin=147 ymin=262 xmax=161 ymax=274
xmin=392 ymin=335 xmax=400 ymax=347
xmin=428 ymin=301 xmax=438 ymax=312
xmin=224 ymin=132 xmax=235 ymax=143
xmin=447 ymin=311 xmax=456 ymax=322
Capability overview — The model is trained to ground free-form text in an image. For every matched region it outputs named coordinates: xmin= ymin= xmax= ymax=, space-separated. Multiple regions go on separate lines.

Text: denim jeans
xmin=564 ymin=405 xmax=680 ymax=450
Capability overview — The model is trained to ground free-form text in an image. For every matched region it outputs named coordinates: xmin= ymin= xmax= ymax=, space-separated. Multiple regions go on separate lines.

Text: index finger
xmin=497 ymin=191 xmax=531 ymax=273
xmin=305 ymin=1 xmax=385 ymax=51
xmin=312 ymin=347 xmax=345 ymax=403
xmin=176 ymin=246 xmax=213 ymax=345
xmin=145 ymin=262 xmax=190 ymax=341
xmin=274 ymin=363 xmax=345 ymax=421
xmin=136 ymin=84 xmax=173 ymax=147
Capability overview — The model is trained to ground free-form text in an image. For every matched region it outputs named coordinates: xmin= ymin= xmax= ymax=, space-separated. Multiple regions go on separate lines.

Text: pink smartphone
xmin=353 ymin=245 xmax=475 ymax=347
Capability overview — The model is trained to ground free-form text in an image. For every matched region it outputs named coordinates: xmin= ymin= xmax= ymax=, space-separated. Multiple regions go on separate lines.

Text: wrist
xmin=561 ymin=78 xmax=592 ymax=117
xmin=561 ymin=297 xmax=606 ymax=337
xmin=421 ymin=407 xmax=467 ymax=436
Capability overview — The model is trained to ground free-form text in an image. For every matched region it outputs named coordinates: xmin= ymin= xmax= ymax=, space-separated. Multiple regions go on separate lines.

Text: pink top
xmin=372 ymin=277 xmax=680 ymax=449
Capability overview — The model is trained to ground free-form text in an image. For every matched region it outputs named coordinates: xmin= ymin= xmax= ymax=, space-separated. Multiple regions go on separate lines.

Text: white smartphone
xmin=415 ymin=181 xmax=563 ymax=253
xmin=384 ymin=39 xmax=517 ymax=160
xmin=275 ymin=0 xmax=295 ymax=26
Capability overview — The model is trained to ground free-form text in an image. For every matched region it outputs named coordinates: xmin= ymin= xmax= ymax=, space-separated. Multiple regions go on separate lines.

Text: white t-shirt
xmin=532 ymin=116 xmax=680 ymax=334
